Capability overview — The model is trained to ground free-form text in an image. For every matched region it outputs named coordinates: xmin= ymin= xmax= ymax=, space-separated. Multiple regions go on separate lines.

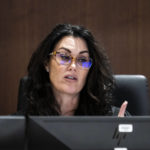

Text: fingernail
xmin=124 ymin=100 xmax=128 ymax=105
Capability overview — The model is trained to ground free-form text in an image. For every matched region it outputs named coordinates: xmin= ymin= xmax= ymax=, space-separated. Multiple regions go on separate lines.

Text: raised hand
xmin=118 ymin=101 xmax=128 ymax=117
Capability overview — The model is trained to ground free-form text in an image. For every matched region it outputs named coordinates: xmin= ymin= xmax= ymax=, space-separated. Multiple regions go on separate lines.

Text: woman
xmin=18 ymin=24 xmax=128 ymax=116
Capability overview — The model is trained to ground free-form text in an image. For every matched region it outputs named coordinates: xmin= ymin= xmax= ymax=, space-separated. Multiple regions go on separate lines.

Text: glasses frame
xmin=49 ymin=51 xmax=92 ymax=69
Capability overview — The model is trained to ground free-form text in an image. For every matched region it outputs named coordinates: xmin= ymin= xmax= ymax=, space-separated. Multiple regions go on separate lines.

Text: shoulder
xmin=111 ymin=106 xmax=131 ymax=116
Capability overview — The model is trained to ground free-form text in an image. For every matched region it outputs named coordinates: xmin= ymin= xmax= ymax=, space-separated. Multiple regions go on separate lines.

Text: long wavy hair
xmin=23 ymin=24 xmax=114 ymax=115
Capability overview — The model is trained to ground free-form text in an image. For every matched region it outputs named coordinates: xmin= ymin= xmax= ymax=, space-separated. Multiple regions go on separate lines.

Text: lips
xmin=64 ymin=75 xmax=77 ymax=80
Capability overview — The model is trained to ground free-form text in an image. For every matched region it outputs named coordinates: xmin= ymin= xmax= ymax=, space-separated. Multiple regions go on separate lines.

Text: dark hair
xmin=24 ymin=24 xmax=114 ymax=115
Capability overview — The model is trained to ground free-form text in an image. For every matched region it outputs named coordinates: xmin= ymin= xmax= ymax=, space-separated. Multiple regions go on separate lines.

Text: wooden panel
xmin=0 ymin=0 xmax=150 ymax=114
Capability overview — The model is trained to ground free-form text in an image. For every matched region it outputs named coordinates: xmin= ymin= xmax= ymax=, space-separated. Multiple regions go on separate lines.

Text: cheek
xmin=49 ymin=60 xmax=65 ymax=83
xmin=49 ymin=60 xmax=59 ymax=83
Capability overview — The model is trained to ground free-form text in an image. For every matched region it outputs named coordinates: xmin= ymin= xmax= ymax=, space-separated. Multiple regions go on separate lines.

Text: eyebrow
xmin=58 ymin=47 xmax=89 ymax=54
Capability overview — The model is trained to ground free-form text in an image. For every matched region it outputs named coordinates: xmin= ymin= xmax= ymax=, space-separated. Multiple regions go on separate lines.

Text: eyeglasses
xmin=49 ymin=51 xmax=92 ymax=69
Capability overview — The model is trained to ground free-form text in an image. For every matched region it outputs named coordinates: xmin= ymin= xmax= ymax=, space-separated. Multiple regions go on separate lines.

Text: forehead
xmin=54 ymin=36 xmax=89 ymax=53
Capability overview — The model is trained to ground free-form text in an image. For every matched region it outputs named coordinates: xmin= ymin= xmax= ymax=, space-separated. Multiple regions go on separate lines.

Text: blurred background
xmin=0 ymin=0 xmax=150 ymax=115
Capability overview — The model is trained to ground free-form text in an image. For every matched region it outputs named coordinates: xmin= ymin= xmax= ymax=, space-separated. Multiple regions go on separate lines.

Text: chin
xmin=63 ymin=88 xmax=80 ymax=95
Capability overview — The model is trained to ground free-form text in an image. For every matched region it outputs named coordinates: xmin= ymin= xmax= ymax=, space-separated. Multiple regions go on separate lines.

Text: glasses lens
xmin=54 ymin=51 xmax=92 ymax=69
xmin=77 ymin=57 xmax=92 ymax=69
xmin=56 ymin=52 xmax=71 ymax=65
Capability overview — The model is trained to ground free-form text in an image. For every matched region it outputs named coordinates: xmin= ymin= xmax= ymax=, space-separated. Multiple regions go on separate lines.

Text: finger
xmin=118 ymin=101 xmax=128 ymax=117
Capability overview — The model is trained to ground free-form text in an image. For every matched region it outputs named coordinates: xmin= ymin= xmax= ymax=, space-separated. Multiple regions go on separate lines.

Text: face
xmin=46 ymin=36 xmax=90 ymax=96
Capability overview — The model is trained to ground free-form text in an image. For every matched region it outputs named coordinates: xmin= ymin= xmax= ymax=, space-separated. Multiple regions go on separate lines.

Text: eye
xmin=77 ymin=57 xmax=89 ymax=62
xmin=59 ymin=53 xmax=70 ymax=61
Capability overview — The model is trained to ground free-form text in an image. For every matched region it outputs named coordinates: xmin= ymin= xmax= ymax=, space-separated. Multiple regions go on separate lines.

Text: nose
xmin=67 ymin=57 xmax=77 ymax=71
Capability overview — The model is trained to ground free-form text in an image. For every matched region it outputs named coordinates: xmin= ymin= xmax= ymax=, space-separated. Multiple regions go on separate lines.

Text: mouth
xmin=64 ymin=75 xmax=77 ymax=81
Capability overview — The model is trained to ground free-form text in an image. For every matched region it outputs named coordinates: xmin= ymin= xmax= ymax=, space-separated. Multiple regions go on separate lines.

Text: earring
xmin=46 ymin=67 xmax=49 ymax=72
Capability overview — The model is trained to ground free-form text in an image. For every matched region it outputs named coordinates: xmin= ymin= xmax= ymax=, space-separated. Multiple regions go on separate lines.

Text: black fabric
xmin=14 ymin=105 xmax=130 ymax=116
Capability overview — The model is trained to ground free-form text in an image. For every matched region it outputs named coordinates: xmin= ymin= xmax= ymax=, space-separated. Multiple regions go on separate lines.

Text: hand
xmin=118 ymin=101 xmax=128 ymax=117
